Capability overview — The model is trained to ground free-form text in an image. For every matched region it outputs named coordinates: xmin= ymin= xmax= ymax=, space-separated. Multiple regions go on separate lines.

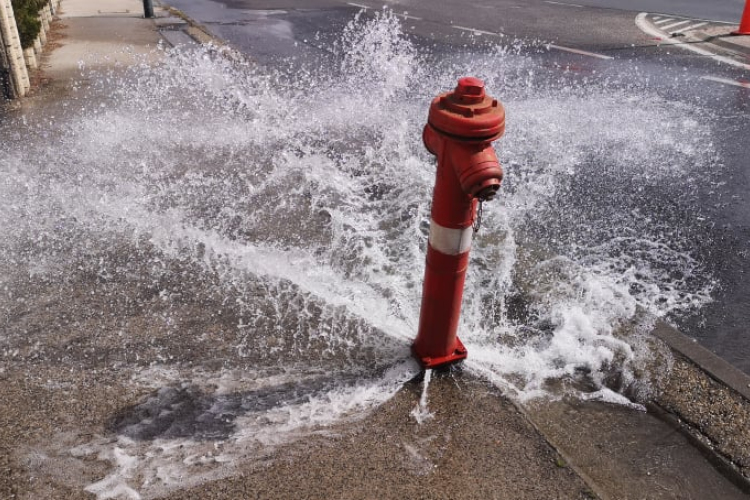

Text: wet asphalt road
xmin=571 ymin=0 xmax=745 ymax=24
xmin=163 ymin=0 xmax=750 ymax=372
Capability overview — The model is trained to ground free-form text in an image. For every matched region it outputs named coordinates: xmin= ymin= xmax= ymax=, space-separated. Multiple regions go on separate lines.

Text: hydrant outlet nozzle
xmin=477 ymin=184 xmax=500 ymax=201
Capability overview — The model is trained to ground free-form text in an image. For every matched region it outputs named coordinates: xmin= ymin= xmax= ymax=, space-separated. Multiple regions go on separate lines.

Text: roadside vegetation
xmin=12 ymin=0 xmax=46 ymax=48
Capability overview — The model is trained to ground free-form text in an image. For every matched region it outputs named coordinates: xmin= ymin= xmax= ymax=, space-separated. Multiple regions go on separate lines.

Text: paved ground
xmin=44 ymin=0 xmax=164 ymax=81
xmin=2 ymin=1 xmax=750 ymax=499
xmin=636 ymin=12 xmax=750 ymax=72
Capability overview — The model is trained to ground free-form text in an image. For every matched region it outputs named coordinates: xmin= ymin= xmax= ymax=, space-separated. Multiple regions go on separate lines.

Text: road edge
xmin=652 ymin=321 xmax=750 ymax=402
xmin=651 ymin=321 xmax=750 ymax=489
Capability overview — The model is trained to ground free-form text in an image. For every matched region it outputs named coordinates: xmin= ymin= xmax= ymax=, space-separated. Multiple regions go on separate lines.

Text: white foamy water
xmin=410 ymin=368 xmax=434 ymax=423
xmin=0 ymin=9 xmax=719 ymax=498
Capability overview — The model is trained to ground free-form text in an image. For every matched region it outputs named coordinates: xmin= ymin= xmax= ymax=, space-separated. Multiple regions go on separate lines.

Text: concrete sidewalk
xmin=44 ymin=0 xmax=165 ymax=82
xmin=5 ymin=2 xmax=749 ymax=499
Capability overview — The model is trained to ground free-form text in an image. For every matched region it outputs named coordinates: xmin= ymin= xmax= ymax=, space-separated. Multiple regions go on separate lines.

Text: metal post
xmin=143 ymin=0 xmax=154 ymax=19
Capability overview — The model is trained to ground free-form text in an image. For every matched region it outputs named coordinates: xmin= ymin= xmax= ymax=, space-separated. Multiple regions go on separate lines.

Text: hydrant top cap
xmin=428 ymin=76 xmax=505 ymax=141
xmin=455 ymin=77 xmax=485 ymax=104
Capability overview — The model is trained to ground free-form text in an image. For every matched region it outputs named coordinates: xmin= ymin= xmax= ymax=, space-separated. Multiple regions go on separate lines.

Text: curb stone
xmin=159 ymin=4 xmax=224 ymax=46
xmin=689 ymin=30 xmax=750 ymax=60
xmin=652 ymin=321 xmax=750 ymax=488
xmin=636 ymin=12 xmax=750 ymax=67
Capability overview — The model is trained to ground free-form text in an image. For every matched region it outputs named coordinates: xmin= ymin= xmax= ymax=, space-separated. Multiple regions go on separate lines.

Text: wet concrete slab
xmin=528 ymin=399 xmax=749 ymax=500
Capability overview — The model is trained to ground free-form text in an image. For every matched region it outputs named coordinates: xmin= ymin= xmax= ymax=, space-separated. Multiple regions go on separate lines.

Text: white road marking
xmin=543 ymin=1 xmax=584 ymax=7
xmin=701 ymin=75 xmax=750 ymax=89
xmin=547 ymin=43 xmax=614 ymax=60
xmin=661 ymin=19 xmax=691 ymax=30
xmin=671 ymin=21 xmax=708 ymax=34
xmin=452 ymin=25 xmax=503 ymax=36
xmin=346 ymin=4 xmax=421 ymax=20
xmin=636 ymin=13 xmax=750 ymax=71
xmin=654 ymin=18 xmax=674 ymax=25
xmin=395 ymin=13 xmax=422 ymax=20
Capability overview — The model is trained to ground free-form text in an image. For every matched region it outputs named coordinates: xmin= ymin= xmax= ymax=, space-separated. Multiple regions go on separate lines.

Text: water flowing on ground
xmin=0 ymin=9 xmax=720 ymax=498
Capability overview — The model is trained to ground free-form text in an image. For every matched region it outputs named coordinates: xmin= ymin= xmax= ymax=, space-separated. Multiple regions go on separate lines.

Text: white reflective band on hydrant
xmin=428 ymin=219 xmax=473 ymax=255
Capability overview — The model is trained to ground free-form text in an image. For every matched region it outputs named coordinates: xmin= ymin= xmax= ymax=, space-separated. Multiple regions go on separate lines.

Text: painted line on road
xmin=636 ymin=13 xmax=750 ymax=71
xmin=543 ymin=1 xmax=584 ymax=8
xmin=547 ymin=44 xmax=614 ymax=60
xmin=452 ymin=25 xmax=503 ymax=37
xmin=395 ymin=13 xmax=422 ymax=20
xmin=346 ymin=4 xmax=421 ymax=20
xmin=661 ymin=19 xmax=691 ymax=31
xmin=654 ymin=18 xmax=674 ymax=25
xmin=701 ymin=75 xmax=750 ymax=89
xmin=672 ymin=21 xmax=708 ymax=34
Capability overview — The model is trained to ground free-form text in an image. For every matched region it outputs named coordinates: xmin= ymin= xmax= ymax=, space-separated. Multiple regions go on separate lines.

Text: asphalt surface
xmin=571 ymin=0 xmax=746 ymax=24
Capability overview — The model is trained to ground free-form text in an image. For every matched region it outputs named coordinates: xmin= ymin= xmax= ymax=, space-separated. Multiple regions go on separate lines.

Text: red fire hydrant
xmin=412 ymin=77 xmax=505 ymax=369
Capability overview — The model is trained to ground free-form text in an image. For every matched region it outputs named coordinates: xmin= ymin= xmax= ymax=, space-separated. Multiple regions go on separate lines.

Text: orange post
xmin=734 ymin=0 xmax=750 ymax=35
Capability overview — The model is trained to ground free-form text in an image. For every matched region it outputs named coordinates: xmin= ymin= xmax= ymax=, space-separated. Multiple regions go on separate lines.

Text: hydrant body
xmin=413 ymin=77 xmax=505 ymax=369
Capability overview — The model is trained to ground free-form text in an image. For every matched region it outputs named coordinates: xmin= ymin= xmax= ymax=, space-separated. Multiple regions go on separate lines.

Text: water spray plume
xmin=0 ymin=8 xmax=719 ymax=498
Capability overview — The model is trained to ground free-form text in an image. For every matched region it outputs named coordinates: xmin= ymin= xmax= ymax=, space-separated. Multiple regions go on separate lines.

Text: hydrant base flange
xmin=412 ymin=336 xmax=468 ymax=369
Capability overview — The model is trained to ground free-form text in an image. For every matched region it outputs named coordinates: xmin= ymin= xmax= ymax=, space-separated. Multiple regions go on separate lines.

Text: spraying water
xmin=410 ymin=369 xmax=434 ymax=424
xmin=0 ymin=9 xmax=718 ymax=497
